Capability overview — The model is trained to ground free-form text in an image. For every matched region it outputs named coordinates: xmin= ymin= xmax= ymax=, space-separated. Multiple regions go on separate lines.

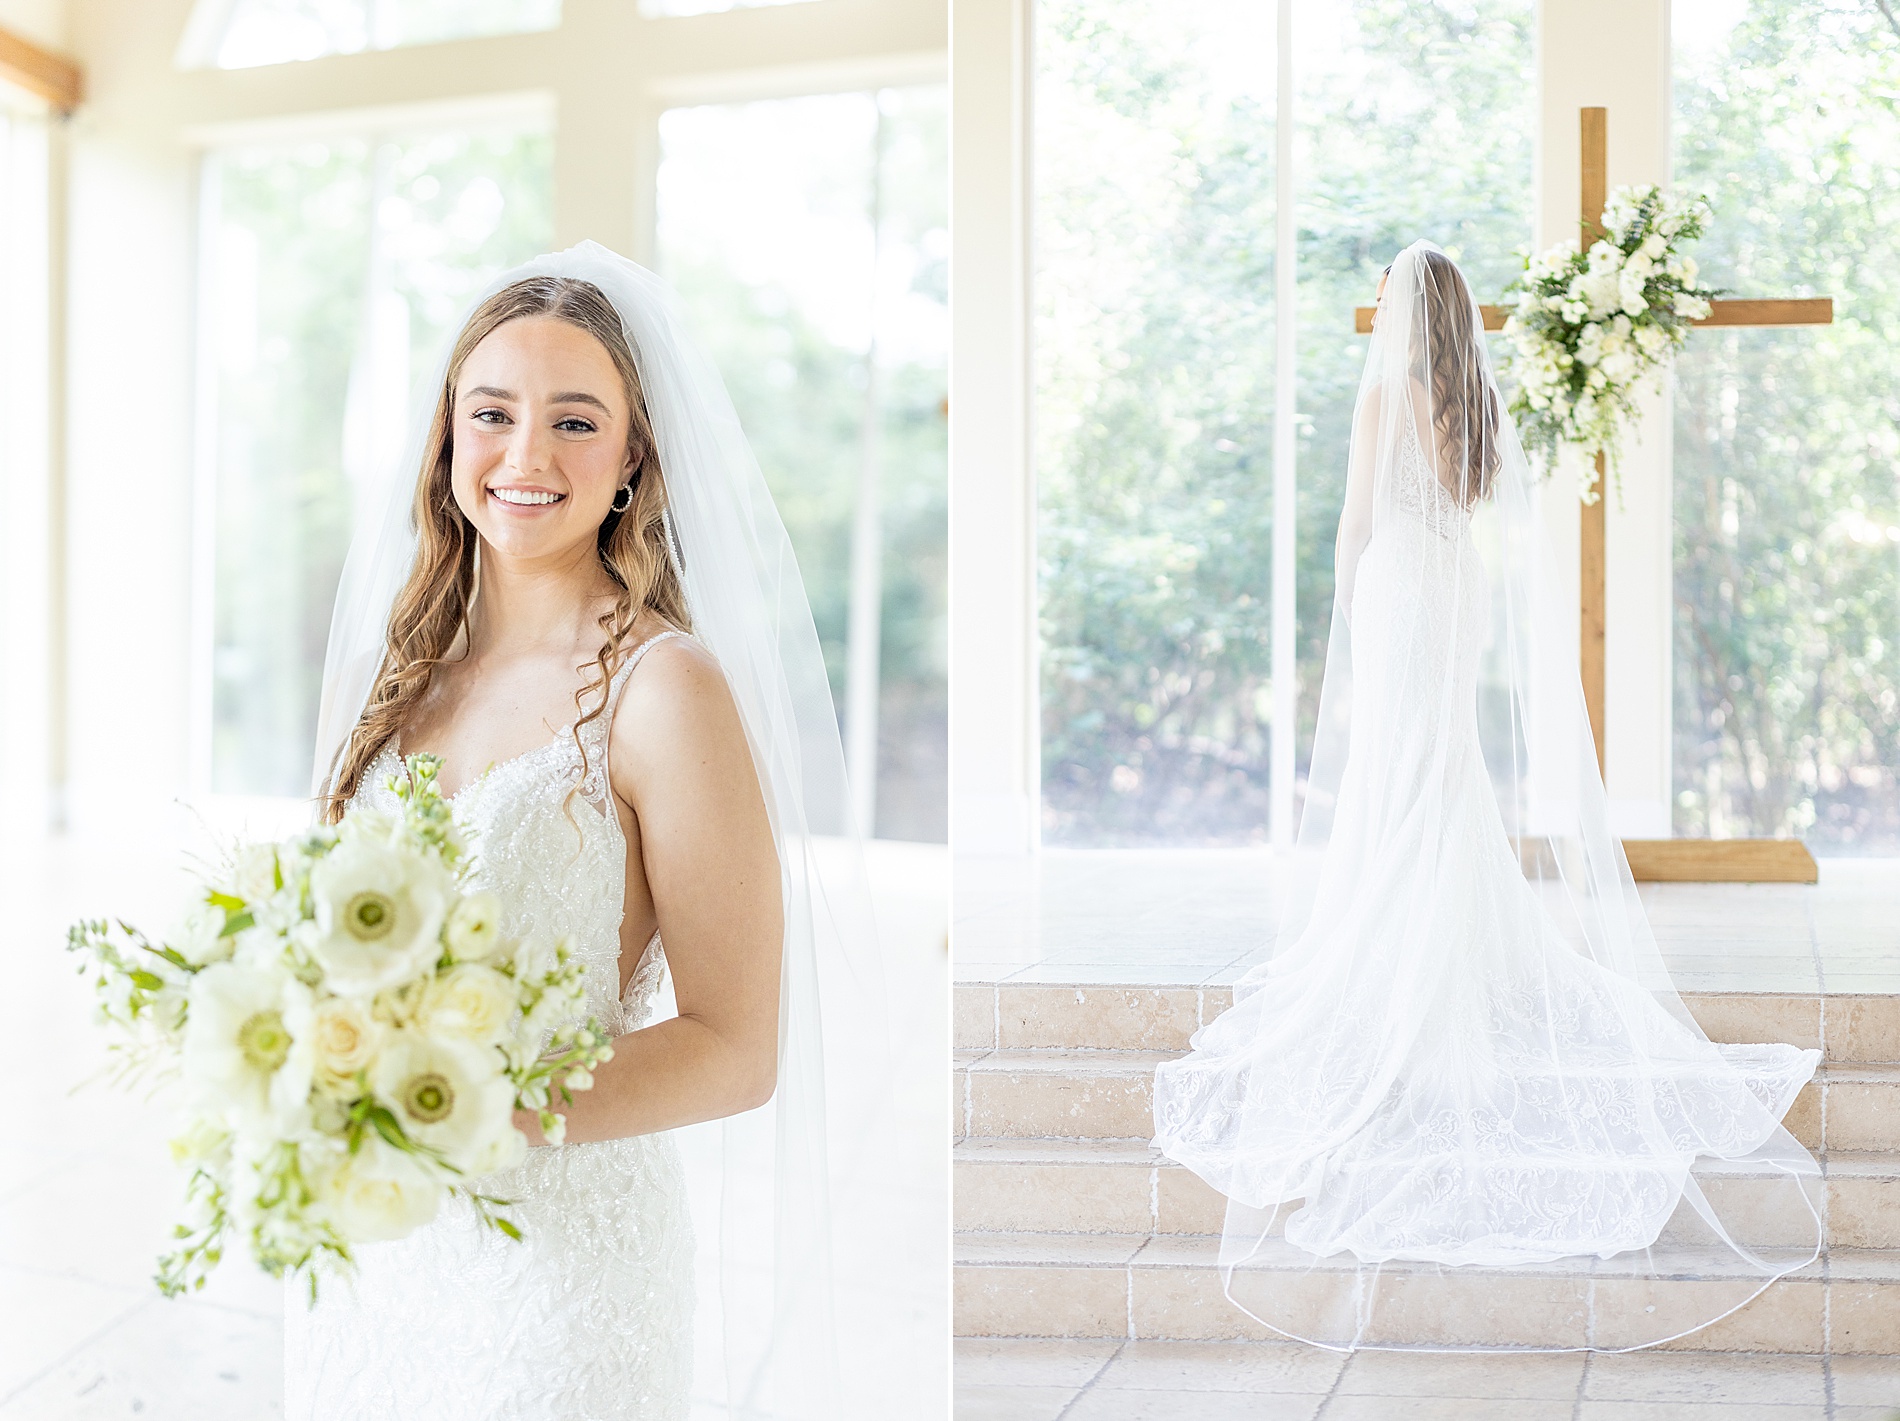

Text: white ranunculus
xmin=308 ymin=996 xmax=384 ymax=1094
xmin=444 ymin=891 xmax=505 ymax=964
xmin=183 ymin=961 xmax=315 ymax=1134
xmin=372 ymin=1033 xmax=517 ymax=1175
xmin=307 ymin=840 xmax=452 ymax=997
xmin=314 ymin=1133 xmax=445 ymax=1243
xmin=171 ymin=901 xmax=234 ymax=968
xmin=417 ymin=964 xmax=518 ymax=1045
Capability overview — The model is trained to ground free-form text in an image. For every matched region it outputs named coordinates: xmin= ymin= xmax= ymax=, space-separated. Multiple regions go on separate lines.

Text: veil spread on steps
xmin=311 ymin=243 xmax=891 ymax=1415
xmin=1152 ymin=239 xmax=1823 ymax=1352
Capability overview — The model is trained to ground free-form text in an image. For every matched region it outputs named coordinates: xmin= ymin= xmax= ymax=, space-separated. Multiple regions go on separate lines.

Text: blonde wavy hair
xmin=321 ymin=276 xmax=690 ymax=823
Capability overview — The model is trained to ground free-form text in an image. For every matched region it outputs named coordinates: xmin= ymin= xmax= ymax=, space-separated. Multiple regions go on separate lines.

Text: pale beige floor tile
xmin=1335 ymin=1347 xmax=1585 ymax=1398
xmin=954 ymin=1338 xmax=1121 ymax=1388
xmin=1575 ymin=1405 xmax=1827 ymax=1421
xmin=1322 ymin=1396 xmax=1575 ymax=1421
xmin=1066 ymin=1388 xmax=1326 ymax=1421
xmin=1095 ymin=1339 xmax=1344 ymax=1393
xmin=0 ymin=1294 xmax=282 ymax=1420
xmin=1582 ymin=1350 xmax=1825 ymax=1404
xmin=1830 ymin=1354 xmax=1900 ymax=1407
xmin=953 ymin=1383 xmax=1078 ymax=1421
xmin=1834 ymin=1407 xmax=1900 ymax=1421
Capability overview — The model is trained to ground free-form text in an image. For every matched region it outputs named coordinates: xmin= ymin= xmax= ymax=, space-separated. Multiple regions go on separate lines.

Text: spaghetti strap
xmin=597 ymin=628 xmax=687 ymax=794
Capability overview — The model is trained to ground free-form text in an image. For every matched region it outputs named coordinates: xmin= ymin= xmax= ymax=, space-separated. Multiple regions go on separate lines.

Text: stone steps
xmin=953 ymin=1048 xmax=1900 ymax=1153
xmin=955 ymin=983 xmax=1900 ymax=1062
xmin=953 ymin=979 xmax=1900 ymax=1352
xmin=954 ymin=1139 xmax=1900 ymax=1249
xmin=953 ymin=1230 xmax=1900 ymax=1353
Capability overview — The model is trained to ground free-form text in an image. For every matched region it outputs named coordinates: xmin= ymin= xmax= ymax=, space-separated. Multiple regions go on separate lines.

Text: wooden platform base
xmin=1622 ymin=838 xmax=1819 ymax=883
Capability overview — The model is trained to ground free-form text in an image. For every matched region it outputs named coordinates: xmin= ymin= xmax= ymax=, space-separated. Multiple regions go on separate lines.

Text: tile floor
xmin=1 ymin=822 xmax=948 ymax=1419
xmin=956 ymin=1339 xmax=1900 ymax=1420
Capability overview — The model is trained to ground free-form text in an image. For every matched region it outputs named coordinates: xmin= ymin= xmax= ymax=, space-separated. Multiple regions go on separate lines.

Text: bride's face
xmin=449 ymin=315 xmax=635 ymax=564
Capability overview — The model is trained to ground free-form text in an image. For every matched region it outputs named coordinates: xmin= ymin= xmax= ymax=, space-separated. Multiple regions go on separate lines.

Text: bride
xmin=1152 ymin=240 xmax=1823 ymax=1351
xmin=287 ymin=244 xmax=879 ymax=1417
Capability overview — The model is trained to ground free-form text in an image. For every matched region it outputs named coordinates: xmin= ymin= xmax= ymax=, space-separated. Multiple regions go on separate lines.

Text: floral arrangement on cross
xmin=1502 ymin=185 xmax=1719 ymax=504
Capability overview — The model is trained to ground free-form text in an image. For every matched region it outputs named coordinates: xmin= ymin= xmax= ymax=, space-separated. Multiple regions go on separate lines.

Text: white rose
xmin=307 ymin=840 xmax=452 ymax=997
xmin=313 ymin=1134 xmax=445 ymax=1243
xmin=309 ymin=996 xmax=384 ymax=1094
xmin=1641 ymin=233 xmax=1667 ymax=259
xmin=444 ymin=892 xmax=506 ymax=964
xmin=182 ymin=961 xmax=314 ymax=1135
xmin=170 ymin=901 xmax=234 ymax=968
xmin=372 ymin=1033 xmax=518 ymax=1175
xmin=417 ymin=964 xmax=518 ymax=1045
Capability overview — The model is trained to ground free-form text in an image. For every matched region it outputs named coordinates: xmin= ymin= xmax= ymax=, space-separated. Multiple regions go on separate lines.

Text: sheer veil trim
xmin=1150 ymin=239 xmax=1822 ymax=1354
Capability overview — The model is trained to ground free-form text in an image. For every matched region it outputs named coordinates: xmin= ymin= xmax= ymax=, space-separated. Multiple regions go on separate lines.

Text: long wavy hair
xmin=1412 ymin=248 xmax=1502 ymax=503
xmin=320 ymin=276 xmax=690 ymax=823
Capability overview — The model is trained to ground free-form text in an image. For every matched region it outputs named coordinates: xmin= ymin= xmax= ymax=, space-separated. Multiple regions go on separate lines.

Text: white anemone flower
xmin=307 ymin=840 xmax=453 ymax=997
xmin=314 ymin=1133 xmax=446 ymax=1243
xmin=183 ymin=961 xmax=315 ymax=1134
xmin=372 ymin=1033 xmax=520 ymax=1176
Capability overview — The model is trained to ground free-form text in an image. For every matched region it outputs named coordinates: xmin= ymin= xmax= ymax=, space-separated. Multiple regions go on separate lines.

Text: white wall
xmin=947 ymin=0 xmax=1035 ymax=855
xmin=1538 ymin=0 xmax=1674 ymax=837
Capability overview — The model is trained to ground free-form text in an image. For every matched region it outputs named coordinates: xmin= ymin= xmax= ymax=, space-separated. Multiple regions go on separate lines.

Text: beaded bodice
xmin=360 ymin=629 xmax=684 ymax=1036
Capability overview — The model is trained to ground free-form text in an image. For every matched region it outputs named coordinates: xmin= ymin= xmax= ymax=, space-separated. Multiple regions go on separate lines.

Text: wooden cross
xmin=1353 ymin=107 xmax=1834 ymax=882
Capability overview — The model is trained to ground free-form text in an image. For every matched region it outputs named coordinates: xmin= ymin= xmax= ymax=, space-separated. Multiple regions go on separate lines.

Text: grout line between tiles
xmin=1571 ymin=1347 xmax=1590 ymax=1421
xmin=1053 ymin=1338 xmax=1125 ymax=1421
xmin=0 ymin=1291 xmax=154 ymax=1410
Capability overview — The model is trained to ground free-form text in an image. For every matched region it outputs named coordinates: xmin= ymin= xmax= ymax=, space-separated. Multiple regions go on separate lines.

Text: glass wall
xmin=1036 ymin=0 xmax=1532 ymax=846
xmin=201 ymin=0 xmax=561 ymax=68
xmin=1671 ymin=0 xmax=1900 ymax=850
xmin=202 ymin=122 xmax=553 ymax=795
xmin=657 ymin=87 xmax=948 ymax=843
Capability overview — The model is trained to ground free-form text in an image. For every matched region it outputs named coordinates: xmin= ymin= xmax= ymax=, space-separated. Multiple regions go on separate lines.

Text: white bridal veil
xmin=1153 ymin=240 xmax=1822 ymax=1351
xmin=311 ymin=242 xmax=889 ymax=1414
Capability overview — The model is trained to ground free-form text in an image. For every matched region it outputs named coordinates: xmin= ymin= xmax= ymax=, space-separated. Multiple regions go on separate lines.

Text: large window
xmin=658 ymin=87 xmax=948 ymax=842
xmin=1036 ymin=0 xmax=1532 ymax=846
xmin=188 ymin=0 xmax=561 ymax=68
xmin=200 ymin=120 xmax=553 ymax=796
xmin=1671 ymin=0 xmax=1900 ymax=850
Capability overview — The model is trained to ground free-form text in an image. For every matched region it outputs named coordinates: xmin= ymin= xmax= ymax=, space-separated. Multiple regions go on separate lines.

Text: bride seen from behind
xmin=290 ymin=248 xmax=876 ymax=1419
xmin=1153 ymin=240 xmax=1823 ymax=1353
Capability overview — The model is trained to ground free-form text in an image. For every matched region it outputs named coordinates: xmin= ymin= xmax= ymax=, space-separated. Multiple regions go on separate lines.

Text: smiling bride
xmin=287 ymin=243 xmax=880 ymax=1420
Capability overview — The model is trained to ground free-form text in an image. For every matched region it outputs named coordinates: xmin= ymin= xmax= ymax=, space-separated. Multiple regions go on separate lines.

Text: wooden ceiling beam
xmin=0 ymin=23 xmax=82 ymax=112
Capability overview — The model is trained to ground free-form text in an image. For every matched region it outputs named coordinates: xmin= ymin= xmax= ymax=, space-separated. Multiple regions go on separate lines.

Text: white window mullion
xmin=1268 ymin=0 xmax=1297 ymax=849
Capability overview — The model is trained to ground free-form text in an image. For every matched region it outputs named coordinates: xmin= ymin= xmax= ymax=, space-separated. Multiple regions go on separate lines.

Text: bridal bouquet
xmin=1502 ymin=184 xmax=1720 ymax=503
xmin=66 ymin=754 xmax=615 ymax=1299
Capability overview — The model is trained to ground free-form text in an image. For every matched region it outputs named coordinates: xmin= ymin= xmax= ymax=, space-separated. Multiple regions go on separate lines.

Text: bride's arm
xmin=517 ymin=639 xmax=783 ymax=1145
xmin=1333 ymin=383 xmax=1383 ymax=627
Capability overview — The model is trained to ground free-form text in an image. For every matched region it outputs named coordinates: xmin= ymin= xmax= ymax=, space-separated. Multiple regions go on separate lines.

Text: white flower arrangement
xmin=67 ymin=754 xmax=615 ymax=1299
xmin=1502 ymin=185 xmax=1720 ymax=503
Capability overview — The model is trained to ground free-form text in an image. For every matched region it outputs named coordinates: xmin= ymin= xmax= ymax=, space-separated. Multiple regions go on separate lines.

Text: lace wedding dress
xmin=286 ymin=631 xmax=695 ymax=1420
xmin=1151 ymin=242 xmax=1822 ymax=1351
